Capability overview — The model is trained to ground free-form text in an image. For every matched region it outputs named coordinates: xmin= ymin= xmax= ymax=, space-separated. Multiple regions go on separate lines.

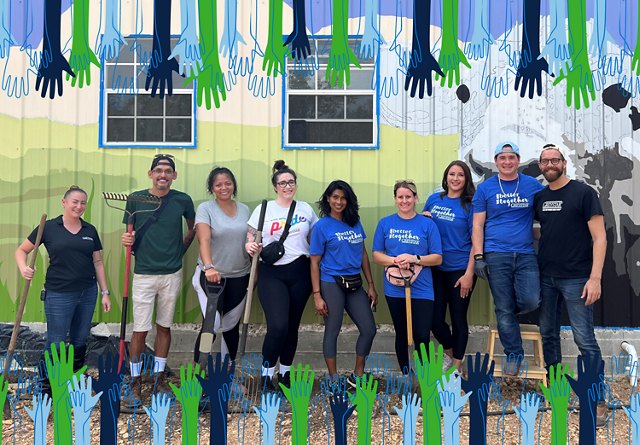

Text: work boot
xmin=153 ymin=372 xmax=172 ymax=396
xmin=278 ymin=371 xmax=291 ymax=389
xmin=261 ymin=376 xmax=276 ymax=392
xmin=121 ymin=376 xmax=143 ymax=413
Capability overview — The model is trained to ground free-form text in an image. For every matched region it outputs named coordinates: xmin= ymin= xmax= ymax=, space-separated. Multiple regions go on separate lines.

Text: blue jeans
xmin=539 ymin=275 xmax=602 ymax=369
xmin=44 ymin=284 xmax=98 ymax=352
xmin=485 ymin=252 xmax=540 ymax=356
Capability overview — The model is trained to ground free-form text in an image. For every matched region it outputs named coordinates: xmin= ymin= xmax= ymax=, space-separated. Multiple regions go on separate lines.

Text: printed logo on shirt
xmin=269 ymin=215 xmax=308 ymax=236
xmin=336 ymin=230 xmax=364 ymax=244
xmin=389 ymin=229 xmax=420 ymax=245
xmin=496 ymin=192 xmax=530 ymax=208
xmin=82 ymin=236 xmax=94 ymax=241
xmin=430 ymin=205 xmax=455 ymax=221
xmin=541 ymin=200 xmax=563 ymax=212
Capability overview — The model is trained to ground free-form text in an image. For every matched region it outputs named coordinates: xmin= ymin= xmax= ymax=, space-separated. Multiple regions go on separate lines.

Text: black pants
xmin=386 ymin=295 xmax=434 ymax=373
xmin=258 ymin=256 xmax=312 ymax=368
xmin=431 ymin=269 xmax=476 ymax=360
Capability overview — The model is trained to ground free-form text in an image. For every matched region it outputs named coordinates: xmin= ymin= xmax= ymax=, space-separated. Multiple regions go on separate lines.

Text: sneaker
xmin=261 ymin=376 xmax=276 ymax=392
xmin=346 ymin=372 xmax=372 ymax=389
xmin=442 ymin=354 xmax=453 ymax=373
xmin=153 ymin=372 xmax=172 ymax=396
xmin=278 ymin=371 xmax=291 ymax=389
xmin=596 ymin=404 xmax=609 ymax=429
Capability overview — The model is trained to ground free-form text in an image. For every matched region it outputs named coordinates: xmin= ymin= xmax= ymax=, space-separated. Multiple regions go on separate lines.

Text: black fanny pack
xmin=260 ymin=201 xmax=296 ymax=266
xmin=334 ymin=274 xmax=363 ymax=292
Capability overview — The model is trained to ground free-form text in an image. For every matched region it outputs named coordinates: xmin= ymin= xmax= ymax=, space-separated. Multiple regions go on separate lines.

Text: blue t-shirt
xmin=372 ymin=213 xmax=442 ymax=300
xmin=310 ymin=216 xmax=366 ymax=281
xmin=472 ymin=174 xmax=544 ymax=254
xmin=423 ymin=193 xmax=473 ymax=271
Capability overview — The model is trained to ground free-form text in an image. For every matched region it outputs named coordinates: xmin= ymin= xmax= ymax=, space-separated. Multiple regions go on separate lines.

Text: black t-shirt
xmin=534 ymin=180 xmax=603 ymax=278
xmin=28 ymin=216 xmax=103 ymax=292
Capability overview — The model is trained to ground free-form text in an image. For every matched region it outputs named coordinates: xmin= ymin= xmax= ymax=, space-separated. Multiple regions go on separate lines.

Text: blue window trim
xmin=281 ymin=35 xmax=380 ymax=151
xmin=98 ymin=34 xmax=197 ymax=149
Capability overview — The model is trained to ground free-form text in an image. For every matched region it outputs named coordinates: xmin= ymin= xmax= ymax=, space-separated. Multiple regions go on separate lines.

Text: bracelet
xmin=101 ymin=289 xmax=110 ymax=296
xmin=313 ymin=290 xmax=321 ymax=294
xmin=203 ymin=263 xmax=215 ymax=271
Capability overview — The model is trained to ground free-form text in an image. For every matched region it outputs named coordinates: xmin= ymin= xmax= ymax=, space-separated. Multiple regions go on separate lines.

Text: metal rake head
xmin=102 ymin=192 xmax=162 ymax=214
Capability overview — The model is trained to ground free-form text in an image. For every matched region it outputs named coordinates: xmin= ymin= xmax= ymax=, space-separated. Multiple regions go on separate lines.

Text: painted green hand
xmin=169 ymin=363 xmax=205 ymax=445
xmin=280 ymin=363 xmax=314 ymax=444
xmin=633 ymin=0 xmax=640 ymax=75
xmin=435 ymin=0 xmax=469 ymax=88
xmin=45 ymin=342 xmax=86 ymax=445
xmin=189 ymin=51 xmax=227 ymax=109
xmin=414 ymin=342 xmax=454 ymax=445
xmin=348 ymin=373 xmax=378 ymax=445
xmin=66 ymin=0 xmax=101 ymax=87
xmin=262 ymin=0 xmax=287 ymax=77
xmin=538 ymin=363 xmax=573 ymax=445
xmin=326 ymin=0 xmax=361 ymax=87
xmin=0 ymin=374 xmax=8 ymax=424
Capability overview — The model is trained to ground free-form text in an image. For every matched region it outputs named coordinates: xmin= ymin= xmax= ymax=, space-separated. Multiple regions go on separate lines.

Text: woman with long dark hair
xmin=310 ymin=180 xmax=377 ymax=385
xmin=423 ymin=160 xmax=476 ymax=373
xmin=373 ymin=180 xmax=442 ymax=373
xmin=245 ymin=160 xmax=318 ymax=390
xmin=192 ymin=167 xmax=251 ymax=364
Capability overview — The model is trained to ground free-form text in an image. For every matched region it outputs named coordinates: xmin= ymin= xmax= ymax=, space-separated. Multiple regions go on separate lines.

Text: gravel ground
xmin=2 ymin=371 xmax=636 ymax=444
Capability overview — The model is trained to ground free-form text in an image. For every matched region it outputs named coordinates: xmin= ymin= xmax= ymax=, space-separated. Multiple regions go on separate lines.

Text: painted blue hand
xmin=283 ymin=0 xmax=311 ymax=62
xmin=143 ymin=392 xmax=173 ymax=445
xmin=404 ymin=49 xmax=444 ymax=99
xmin=329 ymin=388 xmax=356 ymax=445
xmin=461 ymin=352 xmax=495 ymax=445
xmin=513 ymin=391 xmax=540 ymax=445
xmin=538 ymin=0 xmax=571 ymax=77
xmin=438 ymin=374 xmax=472 ymax=445
xmin=464 ymin=0 xmax=493 ymax=60
xmin=93 ymin=352 xmax=122 ymax=445
xmin=393 ymin=392 xmax=420 ymax=445
xmin=480 ymin=47 xmax=518 ymax=98
xmin=515 ymin=52 xmax=549 ymax=98
xmin=196 ymin=353 xmax=235 ymax=444
xmin=98 ymin=25 xmax=127 ymax=62
xmin=169 ymin=0 xmax=201 ymax=76
xmin=623 ymin=392 xmax=640 ymax=445
xmin=145 ymin=57 xmax=181 ymax=98
xmin=68 ymin=374 xmax=102 ymax=444
xmin=357 ymin=0 xmax=384 ymax=60
xmin=220 ymin=0 xmax=247 ymax=60
xmin=566 ymin=354 xmax=605 ymax=445
xmin=0 ymin=6 xmax=14 ymax=59
xmin=2 ymin=49 xmax=37 ymax=98
xmin=24 ymin=393 xmax=52 ymax=445
xmin=252 ymin=392 xmax=281 ymax=445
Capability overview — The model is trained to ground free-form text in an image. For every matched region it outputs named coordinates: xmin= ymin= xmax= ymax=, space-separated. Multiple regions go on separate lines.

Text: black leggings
xmin=258 ymin=256 xmax=312 ymax=368
xmin=386 ymin=295 xmax=434 ymax=373
xmin=209 ymin=273 xmax=249 ymax=361
xmin=431 ymin=269 xmax=476 ymax=360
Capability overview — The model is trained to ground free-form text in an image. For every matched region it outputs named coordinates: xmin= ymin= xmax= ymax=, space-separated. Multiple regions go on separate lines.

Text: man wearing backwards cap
xmin=121 ymin=154 xmax=196 ymax=405
xmin=471 ymin=142 xmax=544 ymax=375
xmin=534 ymin=144 xmax=608 ymax=425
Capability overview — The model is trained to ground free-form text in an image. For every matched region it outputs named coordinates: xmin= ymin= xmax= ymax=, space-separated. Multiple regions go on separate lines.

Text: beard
xmin=542 ymin=167 xmax=563 ymax=183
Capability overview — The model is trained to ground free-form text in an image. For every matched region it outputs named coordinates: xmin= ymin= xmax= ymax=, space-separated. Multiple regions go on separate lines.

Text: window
xmin=99 ymin=37 xmax=196 ymax=148
xmin=283 ymin=39 xmax=379 ymax=149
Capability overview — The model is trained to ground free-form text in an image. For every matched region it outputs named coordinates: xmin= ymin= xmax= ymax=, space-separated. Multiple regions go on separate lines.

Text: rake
xmin=103 ymin=192 xmax=161 ymax=372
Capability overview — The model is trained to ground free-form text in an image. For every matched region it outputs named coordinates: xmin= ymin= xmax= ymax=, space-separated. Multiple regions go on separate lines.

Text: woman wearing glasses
xmin=192 ymin=167 xmax=251 ymax=364
xmin=423 ymin=161 xmax=476 ymax=373
xmin=310 ymin=180 xmax=378 ymax=386
xmin=372 ymin=180 xmax=442 ymax=373
xmin=245 ymin=160 xmax=318 ymax=390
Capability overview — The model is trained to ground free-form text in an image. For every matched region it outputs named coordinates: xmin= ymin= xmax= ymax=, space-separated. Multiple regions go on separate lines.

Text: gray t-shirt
xmin=195 ymin=200 xmax=251 ymax=278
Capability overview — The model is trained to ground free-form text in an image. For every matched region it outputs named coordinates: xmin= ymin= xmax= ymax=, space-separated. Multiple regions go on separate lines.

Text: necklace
xmin=498 ymin=175 xmax=519 ymax=196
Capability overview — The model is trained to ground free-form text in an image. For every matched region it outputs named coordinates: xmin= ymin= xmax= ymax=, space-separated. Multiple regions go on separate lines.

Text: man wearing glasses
xmin=534 ymin=144 xmax=608 ymax=424
xmin=121 ymin=154 xmax=196 ymax=406
xmin=472 ymin=142 xmax=544 ymax=375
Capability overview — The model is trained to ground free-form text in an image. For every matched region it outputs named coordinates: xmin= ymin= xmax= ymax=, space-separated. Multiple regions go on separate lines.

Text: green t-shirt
xmin=123 ymin=189 xmax=195 ymax=275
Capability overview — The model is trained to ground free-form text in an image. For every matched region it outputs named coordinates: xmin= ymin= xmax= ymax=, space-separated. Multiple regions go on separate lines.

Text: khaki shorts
xmin=131 ymin=269 xmax=182 ymax=332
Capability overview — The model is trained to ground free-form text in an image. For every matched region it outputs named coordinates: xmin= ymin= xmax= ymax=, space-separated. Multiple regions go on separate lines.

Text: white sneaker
xmin=442 ymin=354 xmax=453 ymax=372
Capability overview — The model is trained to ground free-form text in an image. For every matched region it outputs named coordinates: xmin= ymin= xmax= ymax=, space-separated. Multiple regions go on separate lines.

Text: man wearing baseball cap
xmin=121 ymin=154 xmax=196 ymax=406
xmin=471 ymin=142 xmax=544 ymax=374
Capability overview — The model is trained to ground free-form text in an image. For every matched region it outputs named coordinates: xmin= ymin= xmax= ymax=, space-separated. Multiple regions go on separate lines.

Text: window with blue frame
xmin=283 ymin=39 xmax=378 ymax=149
xmin=100 ymin=37 xmax=196 ymax=148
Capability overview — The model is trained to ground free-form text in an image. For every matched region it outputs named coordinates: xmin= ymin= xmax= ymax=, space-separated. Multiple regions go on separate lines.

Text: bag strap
xmin=132 ymin=192 xmax=173 ymax=254
xmin=278 ymin=200 xmax=297 ymax=243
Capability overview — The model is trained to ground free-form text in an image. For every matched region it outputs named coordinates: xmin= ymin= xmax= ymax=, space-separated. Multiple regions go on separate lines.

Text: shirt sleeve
xmin=306 ymin=202 xmax=319 ymax=228
xmin=472 ymin=184 xmax=487 ymax=213
xmin=195 ymin=202 xmax=211 ymax=227
xmin=184 ymin=195 xmax=196 ymax=220
xmin=247 ymin=202 xmax=264 ymax=229
xmin=582 ymin=186 xmax=604 ymax=221
xmin=27 ymin=224 xmax=40 ymax=244
xmin=372 ymin=219 xmax=386 ymax=252
xmin=426 ymin=220 xmax=443 ymax=255
xmin=92 ymin=226 xmax=103 ymax=251
xmin=309 ymin=220 xmax=326 ymax=256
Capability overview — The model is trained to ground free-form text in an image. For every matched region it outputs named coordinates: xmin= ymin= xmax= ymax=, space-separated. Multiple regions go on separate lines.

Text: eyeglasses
xmin=277 ymin=180 xmax=297 ymax=188
xmin=539 ymin=158 xmax=564 ymax=166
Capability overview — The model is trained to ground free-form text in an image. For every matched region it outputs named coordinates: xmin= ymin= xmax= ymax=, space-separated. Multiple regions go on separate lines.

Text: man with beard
xmin=534 ymin=144 xmax=608 ymax=425
xmin=121 ymin=154 xmax=196 ymax=406
xmin=472 ymin=142 xmax=544 ymax=375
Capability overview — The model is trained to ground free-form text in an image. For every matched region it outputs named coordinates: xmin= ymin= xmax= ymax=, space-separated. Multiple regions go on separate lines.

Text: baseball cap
xmin=150 ymin=154 xmax=176 ymax=171
xmin=494 ymin=142 xmax=520 ymax=158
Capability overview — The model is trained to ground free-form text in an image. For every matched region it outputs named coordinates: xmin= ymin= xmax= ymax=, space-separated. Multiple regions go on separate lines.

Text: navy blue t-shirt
xmin=424 ymin=193 xmax=473 ymax=271
xmin=372 ymin=213 xmax=442 ymax=300
xmin=310 ymin=216 xmax=366 ymax=281
xmin=472 ymin=174 xmax=544 ymax=254
xmin=28 ymin=216 xmax=103 ymax=292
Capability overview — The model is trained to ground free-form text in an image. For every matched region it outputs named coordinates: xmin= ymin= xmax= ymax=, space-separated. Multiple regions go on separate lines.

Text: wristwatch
xmin=101 ymin=289 xmax=110 ymax=296
xmin=474 ymin=254 xmax=484 ymax=261
xmin=415 ymin=254 xmax=421 ymax=264
xmin=203 ymin=263 xmax=215 ymax=271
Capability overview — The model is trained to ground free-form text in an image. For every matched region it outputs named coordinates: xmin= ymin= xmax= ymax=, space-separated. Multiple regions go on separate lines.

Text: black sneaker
xmin=261 ymin=376 xmax=276 ymax=392
xmin=278 ymin=371 xmax=291 ymax=389
xmin=346 ymin=372 xmax=372 ymax=389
